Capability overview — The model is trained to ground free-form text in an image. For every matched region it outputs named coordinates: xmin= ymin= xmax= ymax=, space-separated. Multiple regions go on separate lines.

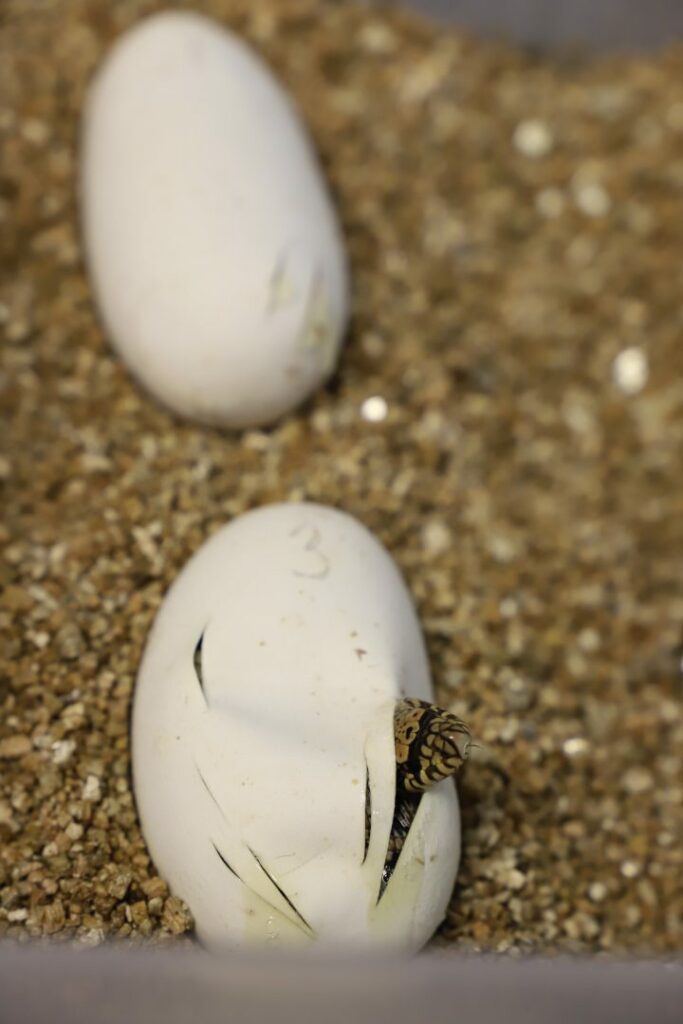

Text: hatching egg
xmin=132 ymin=503 xmax=465 ymax=951
xmin=81 ymin=12 xmax=348 ymax=427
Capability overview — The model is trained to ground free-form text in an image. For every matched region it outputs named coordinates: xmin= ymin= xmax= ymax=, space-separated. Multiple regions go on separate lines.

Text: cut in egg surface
xmin=132 ymin=503 xmax=461 ymax=951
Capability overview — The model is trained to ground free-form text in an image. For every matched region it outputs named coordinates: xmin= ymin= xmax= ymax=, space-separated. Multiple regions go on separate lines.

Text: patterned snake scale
xmin=372 ymin=698 xmax=471 ymax=895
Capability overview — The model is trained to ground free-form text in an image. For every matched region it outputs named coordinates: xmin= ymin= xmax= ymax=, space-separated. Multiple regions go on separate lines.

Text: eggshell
xmin=81 ymin=12 xmax=348 ymax=427
xmin=132 ymin=503 xmax=461 ymax=951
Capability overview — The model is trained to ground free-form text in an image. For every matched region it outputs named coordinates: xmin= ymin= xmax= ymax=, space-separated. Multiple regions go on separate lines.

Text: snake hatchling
xmin=372 ymin=698 xmax=472 ymax=894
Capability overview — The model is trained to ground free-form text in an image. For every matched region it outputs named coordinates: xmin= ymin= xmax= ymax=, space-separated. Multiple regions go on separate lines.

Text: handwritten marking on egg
xmin=81 ymin=13 xmax=349 ymax=427
xmin=132 ymin=504 xmax=466 ymax=951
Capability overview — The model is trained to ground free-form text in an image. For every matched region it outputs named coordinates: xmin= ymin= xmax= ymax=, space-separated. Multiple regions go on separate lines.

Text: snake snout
xmin=446 ymin=724 xmax=472 ymax=765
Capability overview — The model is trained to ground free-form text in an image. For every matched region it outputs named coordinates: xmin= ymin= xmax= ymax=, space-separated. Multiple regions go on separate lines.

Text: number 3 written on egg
xmin=289 ymin=524 xmax=330 ymax=580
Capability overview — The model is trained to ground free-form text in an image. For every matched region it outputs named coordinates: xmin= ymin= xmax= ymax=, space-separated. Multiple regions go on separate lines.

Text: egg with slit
xmin=81 ymin=12 xmax=349 ymax=428
xmin=132 ymin=503 xmax=463 ymax=951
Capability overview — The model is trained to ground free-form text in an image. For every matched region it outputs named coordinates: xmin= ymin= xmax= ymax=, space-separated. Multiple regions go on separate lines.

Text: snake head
xmin=429 ymin=710 xmax=472 ymax=776
xmin=395 ymin=698 xmax=472 ymax=794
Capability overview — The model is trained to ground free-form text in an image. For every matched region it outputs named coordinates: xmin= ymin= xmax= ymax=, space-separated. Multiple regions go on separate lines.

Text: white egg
xmin=81 ymin=12 xmax=349 ymax=428
xmin=132 ymin=503 xmax=462 ymax=951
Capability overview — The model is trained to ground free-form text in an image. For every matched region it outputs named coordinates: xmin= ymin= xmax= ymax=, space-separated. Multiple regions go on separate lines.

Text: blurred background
xmin=1 ymin=0 xmax=681 ymax=1018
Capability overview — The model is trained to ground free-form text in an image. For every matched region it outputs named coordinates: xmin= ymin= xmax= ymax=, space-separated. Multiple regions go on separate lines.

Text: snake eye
xmin=448 ymin=730 xmax=471 ymax=762
xmin=438 ymin=720 xmax=471 ymax=773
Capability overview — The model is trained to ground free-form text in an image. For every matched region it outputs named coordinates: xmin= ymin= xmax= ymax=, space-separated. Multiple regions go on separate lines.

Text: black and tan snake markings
xmin=194 ymin=630 xmax=470 ymax=906
xmin=394 ymin=698 xmax=471 ymax=794
xmin=372 ymin=699 xmax=471 ymax=896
